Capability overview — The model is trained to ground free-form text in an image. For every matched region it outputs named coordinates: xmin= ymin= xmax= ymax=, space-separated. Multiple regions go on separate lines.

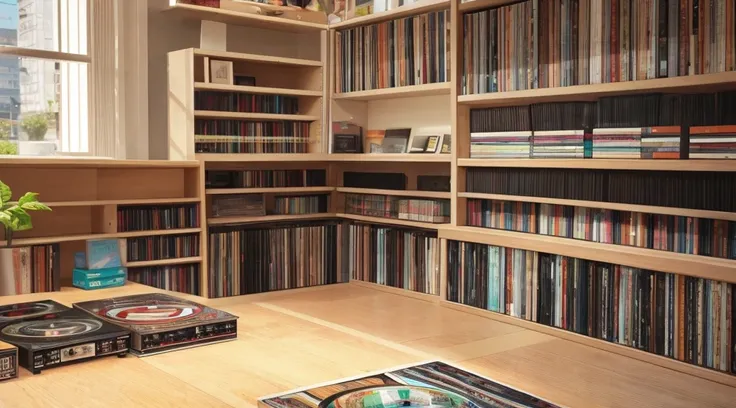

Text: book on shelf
xmin=195 ymin=91 xmax=300 ymax=115
xmin=124 ymin=234 xmax=200 ymax=263
xmin=117 ymin=204 xmax=200 ymax=232
xmin=206 ymin=169 xmax=327 ymax=188
xmin=447 ymin=239 xmax=736 ymax=374
xmin=344 ymin=193 xmax=450 ymax=223
xmin=343 ymin=223 xmax=440 ymax=295
xmin=0 ymin=244 xmax=60 ymax=295
xmin=212 ymin=194 xmax=265 ymax=217
xmin=466 ymin=167 xmax=736 ymax=213
xmin=462 ymin=0 xmax=736 ymax=95
xmin=129 ymin=264 xmax=200 ymax=296
xmin=466 ymin=198 xmax=736 ymax=260
xmin=195 ymin=119 xmax=312 ymax=154
xmin=335 ymin=8 xmax=450 ymax=93
xmin=273 ymin=194 xmax=329 ymax=215
xmin=208 ymin=221 xmax=345 ymax=298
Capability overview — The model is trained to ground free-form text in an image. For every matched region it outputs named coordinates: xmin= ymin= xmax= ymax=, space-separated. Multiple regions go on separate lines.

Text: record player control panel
xmin=141 ymin=321 xmax=236 ymax=351
xmin=34 ymin=336 xmax=129 ymax=369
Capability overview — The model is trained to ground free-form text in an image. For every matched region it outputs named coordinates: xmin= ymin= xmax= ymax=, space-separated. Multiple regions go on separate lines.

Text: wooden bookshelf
xmin=338 ymin=213 xmax=448 ymax=230
xmin=164 ymin=2 xmax=327 ymax=33
xmin=208 ymin=213 xmax=337 ymax=226
xmin=329 ymin=154 xmax=452 ymax=162
xmin=337 ymin=187 xmax=450 ymax=199
xmin=45 ymin=198 xmax=202 ymax=207
xmin=193 ymin=110 xmax=321 ymax=121
xmin=125 ymin=257 xmax=203 ymax=268
xmin=331 ymin=0 xmax=449 ymax=29
xmin=459 ymin=71 xmax=736 ymax=106
xmin=206 ymin=186 xmax=335 ymax=195
xmin=0 ymin=228 xmax=203 ymax=247
xmin=333 ymin=83 xmax=451 ymax=101
xmin=457 ymin=158 xmax=736 ymax=172
xmin=458 ymin=0 xmax=519 ymax=13
xmin=439 ymin=226 xmax=736 ymax=285
xmin=194 ymin=82 xmax=323 ymax=97
xmin=459 ymin=192 xmax=736 ymax=222
xmin=195 ymin=153 xmax=330 ymax=162
xmin=192 ymin=48 xmax=322 ymax=67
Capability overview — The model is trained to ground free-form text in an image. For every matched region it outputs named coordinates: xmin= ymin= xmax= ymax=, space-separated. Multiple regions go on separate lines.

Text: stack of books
xmin=73 ymin=239 xmax=126 ymax=290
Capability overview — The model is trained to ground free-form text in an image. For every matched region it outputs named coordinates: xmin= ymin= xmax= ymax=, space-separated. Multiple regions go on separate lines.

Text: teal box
xmin=75 ymin=239 xmax=122 ymax=269
xmin=73 ymin=275 xmax=126 ymax=290
xmin=73 ymin=266 xmax=127 ymax=280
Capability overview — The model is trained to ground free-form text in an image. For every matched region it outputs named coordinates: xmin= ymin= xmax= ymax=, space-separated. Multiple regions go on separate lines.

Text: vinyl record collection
xmin=117 ymin=204 xmax=200 ymax=232
xmin=207 ymin=221 xmax=344 ymax=298
xmin=273 ymin=195 xmax=328 ymax=215
xmin=344 ymin=193 xmax=451 ymax=223
xmin=466 ymin=199 xmax=736 ymax=259
xmin=128 ymin=264 xmax=200 ymax=295
xmin=125 ymin=234 xmax=200 ymax=263
xmin=194 ymin=91 xmax=299 ymax=114
xmin=465 ymin=167 xmax=736 ymax=212
xmin=447 ymin=240 xmax=736 ymax=374
xmin=211 ymin=194 xmax=265 ymax=217
xmin=469 ymin=91 xmax=736 ymax=159
xmin=0 ymin=244 xmax=60 ymax=295
xmin=205 ymin=169 xmax=327 ymax=188
xmin=463 ymin=0 xmax=736 ymax=95
xmin=335 ymin=9 xmax=450 ymax=93
xmin=194 ymin=119 xmax=312 ymax=153
xmin=343 ymin=223 xmax=441 ymax=295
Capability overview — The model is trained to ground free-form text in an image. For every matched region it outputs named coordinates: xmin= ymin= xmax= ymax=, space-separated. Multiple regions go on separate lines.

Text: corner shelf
xmin=457 ymin=158 xmax=736 ymax=172
xmin=193 ymin=110 xmax=320 ymax=121
xmin=46 ymin=198 xmax=201 ymax=207
xmin=164 ymin=3 xmax=327 ymax=33
xmin=337 ymin=213 xmax=448 ymax=230
xmin=329 ymin=154 xmax=452 ymax=163
xmin=332 ymin=83 xmax=451 ymax=101
xmin=195 ymin=153 xmax=330 ymax=162
xmin=458 ymin=192 xmax=736 ymax=222
xmin=337 ymin=187 xmax=450 ymax=199
xmin=206 ymin=186 xmax=335 ymax=195
xmin=125 ymin=257 xmax=203 ymax=268
xmin=439 ymin=226 xmax=736 ymax=284
xmin=192 ymin=49 xmax=322 ymax=67
xmin=331 ymin=0 xmax=449 ymax=29
xmin=458 ymin=71 xmax=736 ymax=106
xmin=194 ymin=82 xmax=323 ymax=97
xmin=207 ymin=213 xmax=336 ymax=226
xmin=0 ymin=228 xmax=203 ymax=247
xmin=441 ymin=300 xmax=736 ymax=388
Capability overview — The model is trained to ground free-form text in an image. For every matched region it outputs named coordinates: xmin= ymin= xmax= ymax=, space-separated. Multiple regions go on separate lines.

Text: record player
xmin=0 ymin=341 xmax=17 ymax=381
xmin=0 ymin=308 xmax=130 ymax=375
xmin=0 ymin=300 xmax=69 ymax=326
xmin=73 ymin=293 xmax=238 ymax=356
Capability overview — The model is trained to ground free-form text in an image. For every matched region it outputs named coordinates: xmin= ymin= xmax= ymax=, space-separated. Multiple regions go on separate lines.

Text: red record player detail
xmin=0 ymin=302 xmax=62 ymax=322
xmin=1 ymin=319 xmax=102 ymax=338
xmin=99 ymin=303 xmax=203 ymax=324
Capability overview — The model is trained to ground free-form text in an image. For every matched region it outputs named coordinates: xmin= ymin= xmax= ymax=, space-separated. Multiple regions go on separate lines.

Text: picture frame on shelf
xmin=440 ymin=133 xmax=451 ymax=154
xmin=380 ymin=128 xmax=411 ymax=153
xmin=210 ymin=60 xmax=233 ymax=85
xmin=332 ymin=122 xmax=363 ymax=153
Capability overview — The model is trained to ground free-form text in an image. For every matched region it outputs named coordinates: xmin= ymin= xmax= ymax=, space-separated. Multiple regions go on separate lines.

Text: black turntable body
xmin=0 ymin=301 xmax=130 ymax=375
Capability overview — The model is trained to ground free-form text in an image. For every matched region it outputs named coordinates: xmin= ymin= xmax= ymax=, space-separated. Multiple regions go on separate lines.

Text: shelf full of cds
xmin=168 ymin=48 xmax=326 ymax=160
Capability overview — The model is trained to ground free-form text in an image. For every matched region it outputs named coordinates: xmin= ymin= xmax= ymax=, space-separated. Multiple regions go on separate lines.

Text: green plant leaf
xmin=17 ymin=192 xmax=38 ymax=206
xmin=9 ymin=211 xmax=31 ymax=231
xmin=0 ymin=211 xmax=11 ymax=228
xmin=0 ymin=181 xmax=10 ymax=206
xmin=21 ymin=202 xmax=51 ymax=211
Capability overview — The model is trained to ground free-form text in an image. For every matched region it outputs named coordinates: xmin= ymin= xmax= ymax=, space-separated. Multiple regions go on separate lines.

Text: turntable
xmin=73 ymin=293 xmax=238 ymax=356
xmin=0 ymin=300 xmax=69 ymax=325
xmin=0 ymin=308 xmax=130 ymax=375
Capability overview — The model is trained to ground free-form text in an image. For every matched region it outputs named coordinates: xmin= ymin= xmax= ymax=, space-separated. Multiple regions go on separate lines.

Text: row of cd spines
xmin=447 ymin=239 xmax=736 ymax=374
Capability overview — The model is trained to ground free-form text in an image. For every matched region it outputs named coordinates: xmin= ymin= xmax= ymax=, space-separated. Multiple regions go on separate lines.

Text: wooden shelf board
xmin=457 ymin=158 xmax=736 ymax=172
xmin=194 ymin=82 xmax=323 ymax=97
xmin=46 ymin=198 xmax=201 ymax=207
xmin=0 ymin=156 xmax=198 ymax=168
xmin=193 ymin=110 xmax=320 ymax=121
xmin=125 ymin=257 xmax=203 ymax=268
xmin=458 ymin=0 xmax=521 ymax=13
xmin=333 ymin=83 xmax=451 ymax=101
xmin=459 ymin=71 xmax=736 ymax=106
xmin=1 ymin=228 xmax=203 ymax=246
xmin=196 ymin=153 xmax=330 ymax=162
xmin=458 ymin=192 xmax=736 ymax=222
xmin=207 ymin=213 xmax=336 ymax=225
xmin=349 ymin=280 xmax=440 ymax=304
xmin=337 ymin=187 xmax=451 ymax=199
xmin=439 ymin=226 xmax=736 ymax=284
xmin=337 ymin=213 xmax=448 ymax=229
xmin=206 ymin=186 xmax=335 ymax=195
xmin=164 ymin=3 xmax=327 ymax=33
xmin=193 ymin=49 xmax=322 ymax=67
xmin=329 ymin=153 xmax=452 ymax=162
xmin=331 ymin=0 xmax=449 ymax=29
xmin=441 ymin=300 xmax=736 ymax=388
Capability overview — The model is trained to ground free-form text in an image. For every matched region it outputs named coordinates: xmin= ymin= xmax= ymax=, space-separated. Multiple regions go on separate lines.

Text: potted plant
xmin=0 ymin=180 xmax=51 ymax=247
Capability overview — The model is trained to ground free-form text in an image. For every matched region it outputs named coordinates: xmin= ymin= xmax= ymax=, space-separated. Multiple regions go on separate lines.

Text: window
xmin=0 ymin=0 xmax=89 ymax=156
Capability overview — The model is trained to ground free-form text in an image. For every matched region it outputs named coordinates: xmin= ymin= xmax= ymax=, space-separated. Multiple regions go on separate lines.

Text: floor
xmin=0 ymin=282 xmax=734 ymax=407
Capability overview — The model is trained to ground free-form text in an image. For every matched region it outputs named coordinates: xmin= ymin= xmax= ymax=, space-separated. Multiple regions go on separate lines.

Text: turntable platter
xmin=1 ymin=319 xmax=102 ymax=339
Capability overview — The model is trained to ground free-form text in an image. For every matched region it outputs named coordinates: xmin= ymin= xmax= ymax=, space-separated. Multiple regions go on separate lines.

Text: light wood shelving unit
xmin=337 ymin=213 xmax=448 ymax=230
xmin=208 ymin=213 xmax=337 ymax=226
xmin=206 ymin=186 xmax=335 ymax=195
xmin=457 ymin=158 xmax=736 ymax=171
xmin=336 ymin=187 xmax=450 ymax=199
xmin=333 ymin=83 xmax=451 ymax=101
xmin=330 ymin=0 xmax=449 ymax=29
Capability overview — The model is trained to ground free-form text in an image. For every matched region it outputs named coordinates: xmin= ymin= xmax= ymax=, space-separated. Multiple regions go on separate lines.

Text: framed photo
xmin=424 ymin=135 xmax=440 ymax=153
xmin=333 ymin=134 xmax=362 ymax=153
xmin=210 ymin=60 xmax=233 ymax=85
xmin=381 ymin=128 xmax=411 ymax=153
xmin=440 ymin=133 xmax=451 ymax=154
xmin=234 ymin=75 xmax=256 ymax=86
